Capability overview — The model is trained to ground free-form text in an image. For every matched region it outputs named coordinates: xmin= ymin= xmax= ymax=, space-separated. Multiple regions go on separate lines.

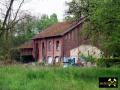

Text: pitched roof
xmin=19 ymin=41 xmax=33 ymax=49
xmin=33 ymin=17 xmax=86 ymax=39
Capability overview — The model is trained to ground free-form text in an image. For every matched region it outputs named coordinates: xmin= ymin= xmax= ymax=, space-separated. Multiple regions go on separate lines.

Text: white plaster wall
xmin=70 ymin=45 xmax=103 ymax=58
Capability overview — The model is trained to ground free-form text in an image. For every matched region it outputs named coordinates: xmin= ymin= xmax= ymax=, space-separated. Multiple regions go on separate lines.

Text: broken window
xmin=56 ymin=41 xmax=60 ymax=51
xmin=48 ymin=41 xmax=52 ymax=51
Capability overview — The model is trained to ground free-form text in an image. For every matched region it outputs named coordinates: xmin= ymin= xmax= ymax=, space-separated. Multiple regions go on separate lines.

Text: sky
xmin=19 ymin=0 xmax=72 ymax=21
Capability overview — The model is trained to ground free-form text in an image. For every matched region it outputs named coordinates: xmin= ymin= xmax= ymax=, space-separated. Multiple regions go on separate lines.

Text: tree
xmin=12 ymin=13 xmax=58 ymax=47
xmin=36 ymin=14 xmax=58 ymax=32
xmin=12 ymin=13 xmax=37 ymax=47
xmin=0 ymin=0 xmax=25 ymax=60
xmin=66 ymin=0 xmax=120 ymax=57
xmin=0 ymin=0 xmax=59 ymax=61
xmin=0 ymin=0 xmax=24 ymax=38
xmin=50 ymin=13 xmax=58 ymax=24
xmin=65 ymin=0 xmax=89 ymax=20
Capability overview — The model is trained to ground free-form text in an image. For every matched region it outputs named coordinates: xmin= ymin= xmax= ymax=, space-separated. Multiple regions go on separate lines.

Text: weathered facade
xmin=32 ymin=18 xmax=86 ymax=64
xmin=19 ymin=17 xmax=101 ymax=64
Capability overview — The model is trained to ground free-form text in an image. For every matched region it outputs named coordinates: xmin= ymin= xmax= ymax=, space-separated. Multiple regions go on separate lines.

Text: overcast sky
xmin=19 ymin=0 xmax=72 ymax=21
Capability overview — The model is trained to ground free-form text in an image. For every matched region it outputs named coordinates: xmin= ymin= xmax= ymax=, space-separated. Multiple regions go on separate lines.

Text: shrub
xmin=97 ymin=58 xmax=120 ymax=67
xmin=10 ymin=48 xmax=21 ymax=61
xmin=97 ymin=58 xmax=107 ymax=67
xmin=80 ymin=54 xmax=96 ymax=63
xmin=38 ymin=60 xmax=46 ymax=66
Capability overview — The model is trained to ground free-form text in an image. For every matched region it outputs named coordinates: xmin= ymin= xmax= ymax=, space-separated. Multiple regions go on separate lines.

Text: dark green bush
xmin=97 ymin=58 xmax=120 ymax=67
xmin=10 ymin=48 xmax=20 ymax=61
xmin=80 ymin=54 xmax=96 ymax=63
xmin=97 ymin=58 xmax=109 ymax=67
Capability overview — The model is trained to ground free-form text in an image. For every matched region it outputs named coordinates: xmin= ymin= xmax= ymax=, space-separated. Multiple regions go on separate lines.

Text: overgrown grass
xmin=0 ymin=65 xmax=119 ymax=90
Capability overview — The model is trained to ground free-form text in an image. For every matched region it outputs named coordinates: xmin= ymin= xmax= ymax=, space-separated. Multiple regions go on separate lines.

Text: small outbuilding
xmin=19 ymin=41 xmax=35 ymax=63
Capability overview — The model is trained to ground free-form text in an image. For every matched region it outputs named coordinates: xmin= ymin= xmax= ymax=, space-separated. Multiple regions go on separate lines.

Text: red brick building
xmin=19 ymin=17 xmax=91 ymax=64
xmin=31 ymin=17 xmax=86 ymax=64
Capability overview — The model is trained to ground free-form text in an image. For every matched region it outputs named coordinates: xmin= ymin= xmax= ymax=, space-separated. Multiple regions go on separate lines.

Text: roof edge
xmin=32 ymin=17 xmax=86 ymax=40
xmin=61 ymin=17 xmax=86 ymax=35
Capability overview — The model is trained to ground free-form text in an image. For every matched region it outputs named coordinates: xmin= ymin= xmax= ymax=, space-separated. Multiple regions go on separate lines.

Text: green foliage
xmin=0 ymin=38 xmax=12 ymax=60
xmin=97 ymin=58 xmax=108 ymax=67
xmin=97 ymin=58 xmax=120 ymax=67
xmin=66 ymin=0 xmax=89 ymax=20
xmin=10 ymin=48 xmax=20 ymax=61
xmin=13 ymin=13 xmax=58 ymax=47
xmin=67 ymin=0 xmax=120 ymax=57
xmin=36 ymin=14 xmax=58 ymax=31
xmin=0 ymin=13 xmax=58 ymax=61
xmin=80 ymin=54 xmax=96 ymax=63
xmin=89 ymin=0 xmax=120 ymax=57
xmin=0 ymin=66 xmax=120 ymax=90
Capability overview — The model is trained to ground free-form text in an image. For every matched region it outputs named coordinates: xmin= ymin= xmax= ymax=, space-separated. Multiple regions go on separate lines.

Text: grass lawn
xmin=0 ymin=65 xmax=119 ymax=90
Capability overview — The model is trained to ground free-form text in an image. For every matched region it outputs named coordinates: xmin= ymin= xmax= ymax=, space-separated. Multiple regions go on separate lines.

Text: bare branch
xmin=0 ymin=0 xmax=25 ymax=37
xmin=1 ymin=0 xmax=14 ymax=28
xmin=12 ymin=0 xmax=24 ymax=22
xmin=6 ymin=16 xmax=26 ymax=31
xmin=7 ymin=0 xmax=24 ymax=31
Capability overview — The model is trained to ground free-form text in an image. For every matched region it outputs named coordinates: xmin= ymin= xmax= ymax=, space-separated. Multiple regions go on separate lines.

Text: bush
xmin=10 ymin=48 xmax=21 ymax=61
xmin=38 ymin=60 xmax=46 ymax=66
xmin=97 ymin=58 xmax=107 ymax=67
xmin=97 ymin=58 xmax=120 ymax=67
xmin=80 ymin=54 xmax=96 ymax=63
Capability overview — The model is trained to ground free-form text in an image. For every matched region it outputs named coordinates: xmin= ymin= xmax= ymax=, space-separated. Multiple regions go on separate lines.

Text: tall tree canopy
xmin=66 ymin=0 xmax=120 ymax=57
xmin=36 ymin=13 xmax=58 ymax=32
xmin=65 ymin=0 xmax=89 ymax=20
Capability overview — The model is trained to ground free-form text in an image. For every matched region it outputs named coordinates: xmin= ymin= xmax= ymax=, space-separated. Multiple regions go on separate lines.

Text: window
xmin=48 ymin=41 xmax=52 ymax=51
xmin=65 ymin=34 xmax=68 ymax=40
xmin=65 ymin=33 xmax=72 ymax=40
xmin=56 ymin=41 xmax=60 ymax=51
xmin=68 ymin=33 xmax=71 ymax=39
xmin=55 ymin=56 xmax=60 ymax=63
xmin=48 ymin=56 xmax=53 ymax=64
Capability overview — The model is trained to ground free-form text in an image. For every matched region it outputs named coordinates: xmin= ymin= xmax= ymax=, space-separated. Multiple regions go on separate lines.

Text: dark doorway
xmin=21 ymin=55 xmax=35 ymax=63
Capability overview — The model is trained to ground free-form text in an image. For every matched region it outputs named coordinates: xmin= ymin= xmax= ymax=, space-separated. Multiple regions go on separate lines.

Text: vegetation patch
xmin=0 ymin=66 xmax=120 ymax=90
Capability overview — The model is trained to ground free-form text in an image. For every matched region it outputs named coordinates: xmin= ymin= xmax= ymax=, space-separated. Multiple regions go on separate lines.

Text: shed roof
xmin=19 ymin=40 xmax=33 ymax=49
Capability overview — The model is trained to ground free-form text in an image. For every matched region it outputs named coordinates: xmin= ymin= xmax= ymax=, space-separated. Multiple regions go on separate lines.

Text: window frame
xmin=56 ymin=40 xmax=60 ymax=51
xmin=48 ymin=41 xmax=52 ymax=51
